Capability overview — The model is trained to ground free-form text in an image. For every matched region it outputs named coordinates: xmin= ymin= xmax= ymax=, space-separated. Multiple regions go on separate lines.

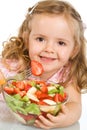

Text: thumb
xmin=61 ymin=104 xmax=69 ymax=114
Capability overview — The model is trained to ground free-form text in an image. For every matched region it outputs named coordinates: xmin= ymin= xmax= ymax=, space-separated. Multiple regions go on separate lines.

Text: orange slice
xmin=0 ymin=79 xmax=6 ymax=85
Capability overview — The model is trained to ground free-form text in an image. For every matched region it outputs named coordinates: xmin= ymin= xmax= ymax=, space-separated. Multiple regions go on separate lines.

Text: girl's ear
xmin=70 ymin=45 xmax=79 ymax=60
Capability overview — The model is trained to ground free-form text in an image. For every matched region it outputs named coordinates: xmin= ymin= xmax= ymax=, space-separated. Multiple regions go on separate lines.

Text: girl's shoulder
xmin=47 ymin=65 xmax=71 ymax=84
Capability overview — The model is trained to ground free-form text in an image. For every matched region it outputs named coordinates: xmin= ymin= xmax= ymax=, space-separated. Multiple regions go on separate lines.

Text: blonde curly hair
xmin=1 ymin=37 xmax=30 ymax=67
xmin=2 ymin=0 xmax=87 ymax=91
xmin=18 ymin=0 xmax=87 ymax=91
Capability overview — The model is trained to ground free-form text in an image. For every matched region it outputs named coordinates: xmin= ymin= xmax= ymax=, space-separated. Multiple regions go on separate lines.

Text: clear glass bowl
xmin=2 ymin=78 xmax=68 ymax=125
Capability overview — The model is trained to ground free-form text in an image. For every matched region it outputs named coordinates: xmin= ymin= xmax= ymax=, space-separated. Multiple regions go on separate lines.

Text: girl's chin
xmin=43 ymin=66 xmax=58 ymax=73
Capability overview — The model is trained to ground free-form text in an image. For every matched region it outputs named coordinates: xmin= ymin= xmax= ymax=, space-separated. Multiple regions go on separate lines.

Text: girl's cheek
xmin=29 ymin=45 xmax=40 ymax=54
xmin=59 ymin=49 xmax=71 ymax=58
xmin=29 ymin=50 xmax=36 ymax=59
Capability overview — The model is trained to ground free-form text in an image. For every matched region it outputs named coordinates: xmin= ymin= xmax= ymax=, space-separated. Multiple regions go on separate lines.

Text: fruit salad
xmin=3 ymin=79 xmax=68 ymax=125
xmin=3 ymin=61 xmax=68 ymax=125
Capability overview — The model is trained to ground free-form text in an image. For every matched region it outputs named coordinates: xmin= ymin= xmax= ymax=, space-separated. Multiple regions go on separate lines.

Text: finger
xmin=46 ymin=105 xmax=68 ymax=123
xmin=34 ymin=118 xmax=51 ymax=129
xmin=35 ymin=115 xmax=53 ymax=128
xmin=46 ymin=113 xmax=61 ymax=123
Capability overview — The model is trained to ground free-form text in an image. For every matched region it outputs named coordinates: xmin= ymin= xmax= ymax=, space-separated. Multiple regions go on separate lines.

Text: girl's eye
xmin=58 ymin=41 xmax=66 ymax=46
xmin=36 ymin=37 xmax=44 ymax=42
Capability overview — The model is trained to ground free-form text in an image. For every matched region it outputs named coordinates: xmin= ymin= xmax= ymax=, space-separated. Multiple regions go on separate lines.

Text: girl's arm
xmin=34 ymin=83 xmax=81 ymax=129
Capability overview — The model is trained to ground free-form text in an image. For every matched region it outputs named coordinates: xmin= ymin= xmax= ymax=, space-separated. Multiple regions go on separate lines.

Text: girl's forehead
xmin=29 ymin=14 xmax=75 ymax=43
xmin=30 ymin=13 xmax=74 ymax=25
xmin=30 ymin=14 xmax=74 ymax=33
xmin=30 ymin=13 xmax=66 ymax=25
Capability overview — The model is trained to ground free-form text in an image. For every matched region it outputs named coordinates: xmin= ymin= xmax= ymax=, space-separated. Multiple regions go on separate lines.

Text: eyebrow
xmin=32 ymin=34 xmax=71 ymax=43
xmin=56 ymin=38 xmax=70 ymax=43
xmin=32 ymin=34 xmax=46 ymax=37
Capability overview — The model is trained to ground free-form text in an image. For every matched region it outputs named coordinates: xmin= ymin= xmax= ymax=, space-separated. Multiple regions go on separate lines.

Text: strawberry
xmin=14 ymin=81 xmax=25 ymax=90
xmin=36 ymin=81 xmax=48 ymax=93
xmin=31 ymin=60 xmax=44 ymax=76
xmin=54 ymin=93 xmax=64 ymax=102
xmin=4 ymin=86 xmax=14 ymax=94
xmin=19 ymin=90 xmax=26 ymax=97
xmin=24 ymin=84 xmax=31 ymax=92
xmin=14 ymin=87 xmax=20 ymax=94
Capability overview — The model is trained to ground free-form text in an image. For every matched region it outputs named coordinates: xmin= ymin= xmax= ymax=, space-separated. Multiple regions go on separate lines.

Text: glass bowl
xmin=2 ymin=79 xmax=68 ymax=125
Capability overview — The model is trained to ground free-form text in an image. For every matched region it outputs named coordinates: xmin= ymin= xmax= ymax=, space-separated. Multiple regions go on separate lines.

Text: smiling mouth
xmin=40 ymin=56 xmax=56 ymax=61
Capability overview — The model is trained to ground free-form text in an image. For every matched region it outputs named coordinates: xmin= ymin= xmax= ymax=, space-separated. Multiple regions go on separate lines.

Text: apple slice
xmin=40 ymin=99 xmax=60 ymax=115
xmin=27 ymin=87 xmax=39 ymax=102
xmin=43 ymin=99 xmax=56 ymax=105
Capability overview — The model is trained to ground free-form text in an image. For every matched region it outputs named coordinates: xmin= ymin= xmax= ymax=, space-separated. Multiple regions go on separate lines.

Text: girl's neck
xmin=39 ymin=69 xmax=59 ymax=81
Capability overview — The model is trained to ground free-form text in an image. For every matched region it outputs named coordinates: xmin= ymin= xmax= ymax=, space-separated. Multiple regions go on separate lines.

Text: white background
xmin=0 ymin=0 xmax=87 ymax=53
xmin=0 ymin=1 xmax=87 ymax=129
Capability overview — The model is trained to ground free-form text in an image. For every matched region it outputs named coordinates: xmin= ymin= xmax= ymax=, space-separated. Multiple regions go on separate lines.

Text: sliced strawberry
xmin=24 ymin=84 xmax=31 ymax=92
xmin=4 ymin=86 xmax=14 ymax=94
xmin=62 ymin=92 xmax=67 ymax=101
xmin=19 ymin=90 xmax=26 ymax=97
xmin=35 ymin=90 xmax=42 ymax=98
xmin=12 ymin=81 xmax=17 ymax=86
xmin=54 ymin=93 xmax=64 ymax=102
xmin=14 ymin=87 xmax=20 ymax=94
xmin=31 ymin=60 xmax=44 ymax=76
xmin=36 ymin=81 xmax=48 ymax=93
xmin=15 ymin=81 xmax=25 ymax=90
xmin=35 ymin=90 xmax=52 ymax=100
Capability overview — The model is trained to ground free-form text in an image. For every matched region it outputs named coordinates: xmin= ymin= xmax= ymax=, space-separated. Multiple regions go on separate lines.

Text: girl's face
xmin=29 ymin=14 xmax=75 ymax=76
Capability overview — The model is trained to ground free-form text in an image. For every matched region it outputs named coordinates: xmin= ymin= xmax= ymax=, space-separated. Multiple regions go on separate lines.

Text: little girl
xmin=0 ymin=0 xmax=87 ymax=129
xmin=17 ymin=0 xmax=87 ymax=129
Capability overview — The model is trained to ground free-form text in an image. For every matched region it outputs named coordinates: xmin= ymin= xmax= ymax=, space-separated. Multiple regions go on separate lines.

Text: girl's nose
xmin=44 ymin=41 xmax=54 ymax=53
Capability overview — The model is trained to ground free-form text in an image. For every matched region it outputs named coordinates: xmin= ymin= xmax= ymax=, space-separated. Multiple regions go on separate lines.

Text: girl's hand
xmin=34 ymin=104 xmax=69 ymax=129
xmin=34 ymin=81 xmax=81 ymax=129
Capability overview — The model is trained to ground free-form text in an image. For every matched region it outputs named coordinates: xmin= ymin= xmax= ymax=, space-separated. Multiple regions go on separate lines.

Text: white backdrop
xmin=0 ymin=0 xmax=87 ymax=52
xmin=0 ymin=1 xmax=87 ymax=129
